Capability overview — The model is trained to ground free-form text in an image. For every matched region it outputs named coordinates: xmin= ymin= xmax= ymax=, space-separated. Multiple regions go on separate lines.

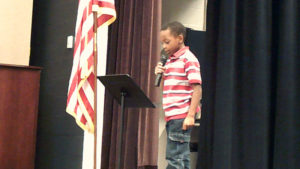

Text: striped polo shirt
xmin=163 ymin=46 xmax=202 ymax=121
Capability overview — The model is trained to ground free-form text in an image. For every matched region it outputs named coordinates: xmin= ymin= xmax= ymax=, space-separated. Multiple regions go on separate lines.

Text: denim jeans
xmin=166 ymin=118 xmax=192 ymax=169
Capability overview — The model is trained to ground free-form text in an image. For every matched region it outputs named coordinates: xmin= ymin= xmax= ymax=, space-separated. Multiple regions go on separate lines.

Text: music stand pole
xmin=116 ymin=92 xmax=126 ymax=169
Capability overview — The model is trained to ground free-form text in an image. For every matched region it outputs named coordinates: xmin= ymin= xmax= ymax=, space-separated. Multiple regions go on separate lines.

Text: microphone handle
xmin=155 ymin=73 xmax=162 ymax=87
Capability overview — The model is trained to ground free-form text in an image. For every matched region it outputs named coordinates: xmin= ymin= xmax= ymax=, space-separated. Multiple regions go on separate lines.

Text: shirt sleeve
xmin=184 ymin=55 xmax=202 ymax=84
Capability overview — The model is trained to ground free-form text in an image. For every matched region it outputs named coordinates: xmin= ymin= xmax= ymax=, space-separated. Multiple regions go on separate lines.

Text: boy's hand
xmin=155 ymin=62 xmax=166 ymax=75
xmin=182 ymin=115 xmax=195 ymax=130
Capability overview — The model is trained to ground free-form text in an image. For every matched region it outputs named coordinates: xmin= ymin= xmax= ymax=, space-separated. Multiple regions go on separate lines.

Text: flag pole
xmin=93 ymin=11 xmax=98 ymax=169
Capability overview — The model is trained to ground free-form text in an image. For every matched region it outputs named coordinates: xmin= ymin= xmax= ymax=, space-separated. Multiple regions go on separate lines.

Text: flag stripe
xmin=98 ymin=1 xmax=115 ymax=8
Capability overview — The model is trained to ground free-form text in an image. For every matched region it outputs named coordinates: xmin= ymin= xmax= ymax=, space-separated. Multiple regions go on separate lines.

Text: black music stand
xmin=98 ymin=74 xmax=155 ymax=169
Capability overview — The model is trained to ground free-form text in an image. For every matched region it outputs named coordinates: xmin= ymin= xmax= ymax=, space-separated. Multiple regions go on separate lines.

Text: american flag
xmin=66 ymin=0 xmax=116 ymax=133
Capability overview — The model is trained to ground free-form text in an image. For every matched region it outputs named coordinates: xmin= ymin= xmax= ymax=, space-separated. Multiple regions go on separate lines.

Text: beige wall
xmin=162 ymin=0 xmax=207 ymax=31
xmin=0 ymin=0 xmax=34 ymax=66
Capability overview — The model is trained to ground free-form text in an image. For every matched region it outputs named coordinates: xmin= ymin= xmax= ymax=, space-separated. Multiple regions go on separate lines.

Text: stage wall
xmin=0 ymin=0 xmax=33 ymax=65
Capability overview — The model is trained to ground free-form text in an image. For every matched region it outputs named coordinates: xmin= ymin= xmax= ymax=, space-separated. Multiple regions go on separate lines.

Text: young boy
xmin=155 ymin=21 xmax=202 ymax=169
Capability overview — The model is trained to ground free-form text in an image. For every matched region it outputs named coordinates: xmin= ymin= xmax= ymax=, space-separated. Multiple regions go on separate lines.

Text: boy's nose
xmin=162 ymin=44 xmax=167 ymax=50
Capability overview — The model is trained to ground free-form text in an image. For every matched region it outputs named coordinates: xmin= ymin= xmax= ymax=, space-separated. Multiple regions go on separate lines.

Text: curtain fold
xmin=101 ymin=0 xmax=161 ymax=169
xmin=197 ymin=0 xmax=299 ymax=169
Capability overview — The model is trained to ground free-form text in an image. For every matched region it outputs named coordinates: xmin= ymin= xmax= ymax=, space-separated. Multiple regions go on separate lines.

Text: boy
xmin=155 ymin=21 xmax=202 ymax=169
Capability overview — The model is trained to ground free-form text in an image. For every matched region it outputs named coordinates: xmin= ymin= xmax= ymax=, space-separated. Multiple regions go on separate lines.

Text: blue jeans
xmin=166 ymin=119 xmax=192 ymax=169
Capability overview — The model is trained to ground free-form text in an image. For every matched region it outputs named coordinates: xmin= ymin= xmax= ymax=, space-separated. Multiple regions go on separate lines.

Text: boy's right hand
xmin=154 ymin=62 xmax=166 ymax=75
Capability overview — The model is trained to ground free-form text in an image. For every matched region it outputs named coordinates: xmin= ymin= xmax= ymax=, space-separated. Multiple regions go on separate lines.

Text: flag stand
xmin=67 ymin=2 xmax=116 ymax=169
xmin=93 ymin=11 xmax=98 ymax=169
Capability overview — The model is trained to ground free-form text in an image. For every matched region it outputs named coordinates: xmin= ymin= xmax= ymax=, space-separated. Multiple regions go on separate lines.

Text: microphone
xmin=155 ymin=49 xmax=169 ymax=87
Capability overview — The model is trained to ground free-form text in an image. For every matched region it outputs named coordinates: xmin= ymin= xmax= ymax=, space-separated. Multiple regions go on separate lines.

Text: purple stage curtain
xmin=101 ymin=0 xmax=162 ymax=169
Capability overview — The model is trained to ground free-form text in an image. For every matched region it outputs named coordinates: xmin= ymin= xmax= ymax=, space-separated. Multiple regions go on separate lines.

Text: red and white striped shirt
xmin=163 ymin=47 xmax=201 ymax=121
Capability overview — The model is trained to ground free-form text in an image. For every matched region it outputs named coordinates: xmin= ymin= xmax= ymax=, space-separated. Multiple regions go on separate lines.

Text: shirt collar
xmin=170 ymin=46 xmax=189 ymax=59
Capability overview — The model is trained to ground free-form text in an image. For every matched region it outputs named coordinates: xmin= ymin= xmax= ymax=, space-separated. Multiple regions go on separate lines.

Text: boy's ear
xmin=178 ymin=34 xmax=184 ymax=43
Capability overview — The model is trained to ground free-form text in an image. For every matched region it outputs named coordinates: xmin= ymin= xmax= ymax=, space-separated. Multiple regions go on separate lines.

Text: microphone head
xmin=160 ymin=49 xmax=169 ymax=65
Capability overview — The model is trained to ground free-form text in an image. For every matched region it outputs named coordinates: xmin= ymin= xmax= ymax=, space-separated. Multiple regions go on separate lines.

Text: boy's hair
xmin=161 ymin=21 xmax=186 ymax=40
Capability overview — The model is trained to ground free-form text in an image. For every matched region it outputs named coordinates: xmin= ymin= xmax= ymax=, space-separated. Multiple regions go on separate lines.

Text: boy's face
xmin=160 ymin=29 xmax=184 ymax=56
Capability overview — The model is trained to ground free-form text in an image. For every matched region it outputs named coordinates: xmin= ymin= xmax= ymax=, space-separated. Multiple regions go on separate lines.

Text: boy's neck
xmin=179 ymin=43 xmax=186 ymax=50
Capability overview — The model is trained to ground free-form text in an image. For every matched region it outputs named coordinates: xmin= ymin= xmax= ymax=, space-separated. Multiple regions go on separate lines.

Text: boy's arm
xmin=182 ymin=83 xmax=202 ymax=130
